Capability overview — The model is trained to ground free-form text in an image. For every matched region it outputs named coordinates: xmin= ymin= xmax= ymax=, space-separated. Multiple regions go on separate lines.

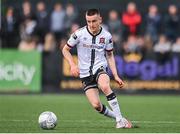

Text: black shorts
xmin=81 ymin=67 xmax=108 ymax=92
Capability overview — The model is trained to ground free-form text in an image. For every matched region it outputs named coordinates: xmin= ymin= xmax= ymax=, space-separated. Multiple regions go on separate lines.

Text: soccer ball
xmin=38 ymin=111 xmax=57 ymax=129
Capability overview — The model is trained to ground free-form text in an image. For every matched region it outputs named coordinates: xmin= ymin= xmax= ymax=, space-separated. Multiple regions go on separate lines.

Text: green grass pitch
xmin=0 ymin=94 xmax=180 ymax=133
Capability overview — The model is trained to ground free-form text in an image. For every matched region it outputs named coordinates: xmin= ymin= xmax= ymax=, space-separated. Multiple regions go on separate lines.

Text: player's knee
xmin=92 ymin=102 xmax=101 ymax=111
xmin=100 ymin=84 xmax=111 ymax=93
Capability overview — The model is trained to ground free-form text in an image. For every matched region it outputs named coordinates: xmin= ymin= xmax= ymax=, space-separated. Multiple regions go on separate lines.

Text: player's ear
xmin=99 ymin=16 xmax=102 ymax=24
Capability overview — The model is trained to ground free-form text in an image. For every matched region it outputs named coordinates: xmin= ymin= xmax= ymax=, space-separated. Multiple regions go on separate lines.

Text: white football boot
xmin=116 ymin=117 xmax=132 ymax=128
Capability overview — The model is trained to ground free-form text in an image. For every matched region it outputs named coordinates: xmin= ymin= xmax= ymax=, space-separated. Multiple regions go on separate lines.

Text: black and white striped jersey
xmin=67 ymin=26 xmax=113 ymax=78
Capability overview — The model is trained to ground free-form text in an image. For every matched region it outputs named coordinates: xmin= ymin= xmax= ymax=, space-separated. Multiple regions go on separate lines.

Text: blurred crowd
xmin=1 ymin=1 xmax=180 ymax=62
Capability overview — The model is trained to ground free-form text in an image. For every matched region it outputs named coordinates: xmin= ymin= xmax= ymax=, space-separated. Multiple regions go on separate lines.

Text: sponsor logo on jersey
xmin=83 ymin=44 xmax=104 ymax=49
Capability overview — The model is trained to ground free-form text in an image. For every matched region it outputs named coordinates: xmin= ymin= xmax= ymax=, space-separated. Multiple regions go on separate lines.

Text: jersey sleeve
xmin=105 ymin=34 xmax=113 ymax=52
xmin=67 ymin=31 xmax=80 ymax=48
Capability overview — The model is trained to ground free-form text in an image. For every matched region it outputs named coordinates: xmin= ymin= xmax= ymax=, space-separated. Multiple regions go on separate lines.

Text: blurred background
xmin=0 ymin=0 xmax=180 ymax=94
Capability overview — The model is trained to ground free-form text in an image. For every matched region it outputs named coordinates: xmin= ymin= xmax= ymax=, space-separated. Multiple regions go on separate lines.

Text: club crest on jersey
xmin=99 ymin=37 xmax=105 ymax=44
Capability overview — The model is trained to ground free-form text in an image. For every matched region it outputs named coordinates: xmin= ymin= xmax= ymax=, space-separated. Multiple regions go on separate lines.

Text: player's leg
xmin=97 ymin=74 xmax=123 ymax=121
xmin=97 ymin=73 xmax=132 ymax=128
xmin=85 ymin=88 xmax=115 ymax=119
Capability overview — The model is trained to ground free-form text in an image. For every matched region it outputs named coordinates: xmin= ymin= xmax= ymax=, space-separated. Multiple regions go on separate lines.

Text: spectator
xmin=123 ymin=35 xmax=142 ymax=53
xmin=66 ymin=23 xmax=80 ymax=38
xmin=137 ymin=35 xmax=146 ymax=54
xmin=19 ymin=16 xmax=37 ymax=40
xmin=107 ymin=10 xmax=122 ymax=36
xmin=50 ymin=3 xmax=66 ymax=40
xmin=144 ymin=35 xmax=154 ymax=52
xmin=43 ymin=33 xmax=56 ymax=52
xmin=20 ymin=0 xmax=36 ymax=22
xmin=164 ymin=5 xmax=179 ymax=42
xmin=1 ymin=7 xmax=20 ymax=48
xmin=172 ymin=37 xmax=180 ymax=52
xmin=70 ymin=23 xmax=80 ymax=34
xmin=64 ymin=3 xmax=78 ymax=31
xmin=18 ymin=36 xmax=38 ymax=51
xmin=122 ymin=35 xmax=144 ymax=62
xmin=145 ymin=5 xmax=161 ymax=43
xmin=122 ymin=2 xmax=142 ymax=40
xmin=36 ymin=1 xmax=49 ymax=43
xmin=154 ymin=35 xmax=171 ymax=63
xmin=112 ymin=34 xmax=121 ymax=55
xmin=107 ymin=10 xmax=122 ymax=54
xmin=154 ymin=35 xmax=171 ymax=52
xmin=42 ymin=34 xmax=61 ymax=92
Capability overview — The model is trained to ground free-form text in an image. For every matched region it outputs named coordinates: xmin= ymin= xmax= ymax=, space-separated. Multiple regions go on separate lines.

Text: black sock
xmin=99 ymin=104 xmax=106 ymax=114
xmin=106 ymin=92 xmax=116 ymax=101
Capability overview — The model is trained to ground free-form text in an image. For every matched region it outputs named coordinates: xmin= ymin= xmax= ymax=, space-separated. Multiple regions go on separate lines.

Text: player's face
xmin=86 ymin=14 xmax=102 ymax=33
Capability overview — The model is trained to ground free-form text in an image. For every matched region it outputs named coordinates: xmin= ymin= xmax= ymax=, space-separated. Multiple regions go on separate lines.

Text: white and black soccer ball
xmin=38 ymin=111 xmax=57 ymax=129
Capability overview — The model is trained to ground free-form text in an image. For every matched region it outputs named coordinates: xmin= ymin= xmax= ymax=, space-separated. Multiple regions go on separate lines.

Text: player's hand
xmin=114 ymin=76 xmax=124 ymax=88
xmin=70 ymin=65 xmax=79 ymax=77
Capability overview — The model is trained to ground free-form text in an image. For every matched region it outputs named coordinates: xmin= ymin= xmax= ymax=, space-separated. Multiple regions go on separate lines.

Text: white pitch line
xmin=0 ymin=119 xmax=30 ymax=122
xmin=0 ymin=119 xmax=178 ymax=124
xmin=62 ymin=120 xmax=179 ymax=124
xmin=132 ymin=121 xmax=177 ymax=124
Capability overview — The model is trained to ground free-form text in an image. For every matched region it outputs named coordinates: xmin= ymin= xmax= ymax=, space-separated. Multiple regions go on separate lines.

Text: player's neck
xmin=87 ymin=26 xmax=101 ymax=36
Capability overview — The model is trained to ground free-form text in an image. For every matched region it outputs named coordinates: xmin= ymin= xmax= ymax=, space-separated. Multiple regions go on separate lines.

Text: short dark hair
xmin=86 ymin=8 xmax=100 ymax=16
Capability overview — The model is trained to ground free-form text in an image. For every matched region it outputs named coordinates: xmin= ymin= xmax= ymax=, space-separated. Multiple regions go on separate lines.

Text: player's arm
xmin=106 ymin=51 xmax=124 ymax=88
xmin=62 ymin=45 xmax=79 ymax=77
